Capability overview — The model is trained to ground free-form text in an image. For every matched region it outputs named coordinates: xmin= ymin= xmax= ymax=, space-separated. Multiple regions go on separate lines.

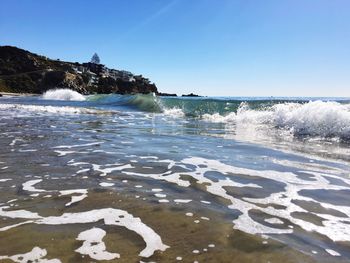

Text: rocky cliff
xmin=0 ymin=46 xmax=158 ymax=95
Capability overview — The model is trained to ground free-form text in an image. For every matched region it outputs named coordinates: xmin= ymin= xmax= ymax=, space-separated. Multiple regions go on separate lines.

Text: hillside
xmin=0 ymin=46 xmax=158 ymax=95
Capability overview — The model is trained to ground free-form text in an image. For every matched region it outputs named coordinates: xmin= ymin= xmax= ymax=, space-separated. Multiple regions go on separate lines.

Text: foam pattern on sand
xmin=0 ymin=206 xmax=168 ymax=258
xmin=113 ymin=155 xmax=350 ymax=247
xmin=0 ymin=247 xmax=61 ymax=263
xmin=75 ymin=228 xmax=120 ymax=260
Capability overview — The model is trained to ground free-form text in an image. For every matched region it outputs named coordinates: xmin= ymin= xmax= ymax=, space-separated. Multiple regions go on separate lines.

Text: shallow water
xmin=0 ymin=92 xmax=350 ymax=262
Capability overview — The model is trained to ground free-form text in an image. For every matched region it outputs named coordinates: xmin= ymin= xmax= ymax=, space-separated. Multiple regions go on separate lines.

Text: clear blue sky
xmin=1 ymin=0 xmax=349 ymax=96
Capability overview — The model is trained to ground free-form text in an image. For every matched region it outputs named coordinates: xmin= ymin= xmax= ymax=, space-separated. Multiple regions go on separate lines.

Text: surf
xmin=42 ymin=89 xmax=86 ymax=101
xmin=18 ymin=89 xmax=350 ymax=141
xmin=201 ymin=100 xmax=350 ymax=141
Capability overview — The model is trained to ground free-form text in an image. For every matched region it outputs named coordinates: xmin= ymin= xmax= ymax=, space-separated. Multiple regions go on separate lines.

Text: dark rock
xmin=181 ymin=93 xmax=201 ymax=97
xmin=157 ymin=92 xmax=177 ymax=97
xmin=0 ymin=46 xmax=159 ymax=95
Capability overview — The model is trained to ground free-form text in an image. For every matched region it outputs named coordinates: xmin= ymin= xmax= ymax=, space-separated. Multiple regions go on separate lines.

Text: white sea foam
xmin=0 ymin=103 xmax=96 ymax=115
xmin=59 ymin=189 xmax=88 ymax=207
xmin=75 ymin=228 xmax=120 ymax=260
xmin=264 ymin=217 xmax=284 ymax=225
xmin=53 ymin=142 xmax=102 ymax=149
xmin=42 ymin=89 xmax=86 ymax=101
xmin=22 ymin=179 xmax=46 ymax=192
xmin=121 ymin=155 xmax=350 ymax=243
xmin=163 ymin=108 xmax=185 ymax=118
xmin=54 ymin=150 xmax=76 ymax=156
xmin=203 ymin=101 xmax=350 ymax=140
xmin=325 ymin=249 xmax=341 ymax=256
xmin=10 ymin=138 xmax=25 ymax=146
xmin=151 ymin=188 xmax=163 ymax=192
xmin=0 ymin=206 xmax=41 ymax=220
xmin=0 ymin=247 xmax=61 ymax=263
xmin=92 ymin=163 xmax=133 ymax=177
xmin=174 ymin=199 xmax=192 ymax=203
xmin=99 ymin=182 xmax=115 ymax=187
xmin=154 ymin=193 xmax=167 ymax=198
xmin=0 ymin=179 xmax=12 ymax=182
xmin=0 ymin=207 xmax=169 ymax=258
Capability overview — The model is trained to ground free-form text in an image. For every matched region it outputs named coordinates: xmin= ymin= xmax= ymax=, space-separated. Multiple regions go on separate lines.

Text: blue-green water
xmin=0 ymin=90 xmax=350 ymax=262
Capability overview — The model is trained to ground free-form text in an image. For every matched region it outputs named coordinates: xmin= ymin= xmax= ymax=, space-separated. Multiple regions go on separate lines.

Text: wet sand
xmin=0 ymin=190 xmax=321 ymax=263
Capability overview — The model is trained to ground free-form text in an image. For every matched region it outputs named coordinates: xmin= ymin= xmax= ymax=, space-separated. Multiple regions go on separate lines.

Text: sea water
xmin=0 ymin=89 xmax=350 ymax=262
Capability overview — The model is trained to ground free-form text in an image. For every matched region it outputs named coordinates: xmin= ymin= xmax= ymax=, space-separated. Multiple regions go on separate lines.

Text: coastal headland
xmin=0 ymin=46 xmax=158 ymax=95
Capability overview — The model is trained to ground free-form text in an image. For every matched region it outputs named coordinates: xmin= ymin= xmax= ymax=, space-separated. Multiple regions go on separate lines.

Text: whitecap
xmin=42 ymin=89 xmax=86 ymax=101
xmin=203 ymin=101 xmax=350 ymax=140
xmin=163 ymin=108 xmax=185 ymax=118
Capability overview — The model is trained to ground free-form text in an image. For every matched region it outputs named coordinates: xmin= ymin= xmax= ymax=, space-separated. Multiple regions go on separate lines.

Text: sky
xmin=0 ymin=0 xmax=349 ymax=97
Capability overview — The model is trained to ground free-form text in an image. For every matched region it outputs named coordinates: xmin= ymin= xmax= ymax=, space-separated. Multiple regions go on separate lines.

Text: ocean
xmin=0 ymin=89 xmax=350 ymax=262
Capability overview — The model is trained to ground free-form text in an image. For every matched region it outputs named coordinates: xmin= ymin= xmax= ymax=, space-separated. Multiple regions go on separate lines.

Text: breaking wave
xmin=84 ymin=94 xmax=350 ymax=140
xmin=87 ymin=93 xmax=162 ymax=112
xmin=42 ymin=89 xmax=86 ymax=101
xmin=94 ymin=94 xmax=349 ymax=141
xmin=202 ymin=101 xmax=350 ymax=141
